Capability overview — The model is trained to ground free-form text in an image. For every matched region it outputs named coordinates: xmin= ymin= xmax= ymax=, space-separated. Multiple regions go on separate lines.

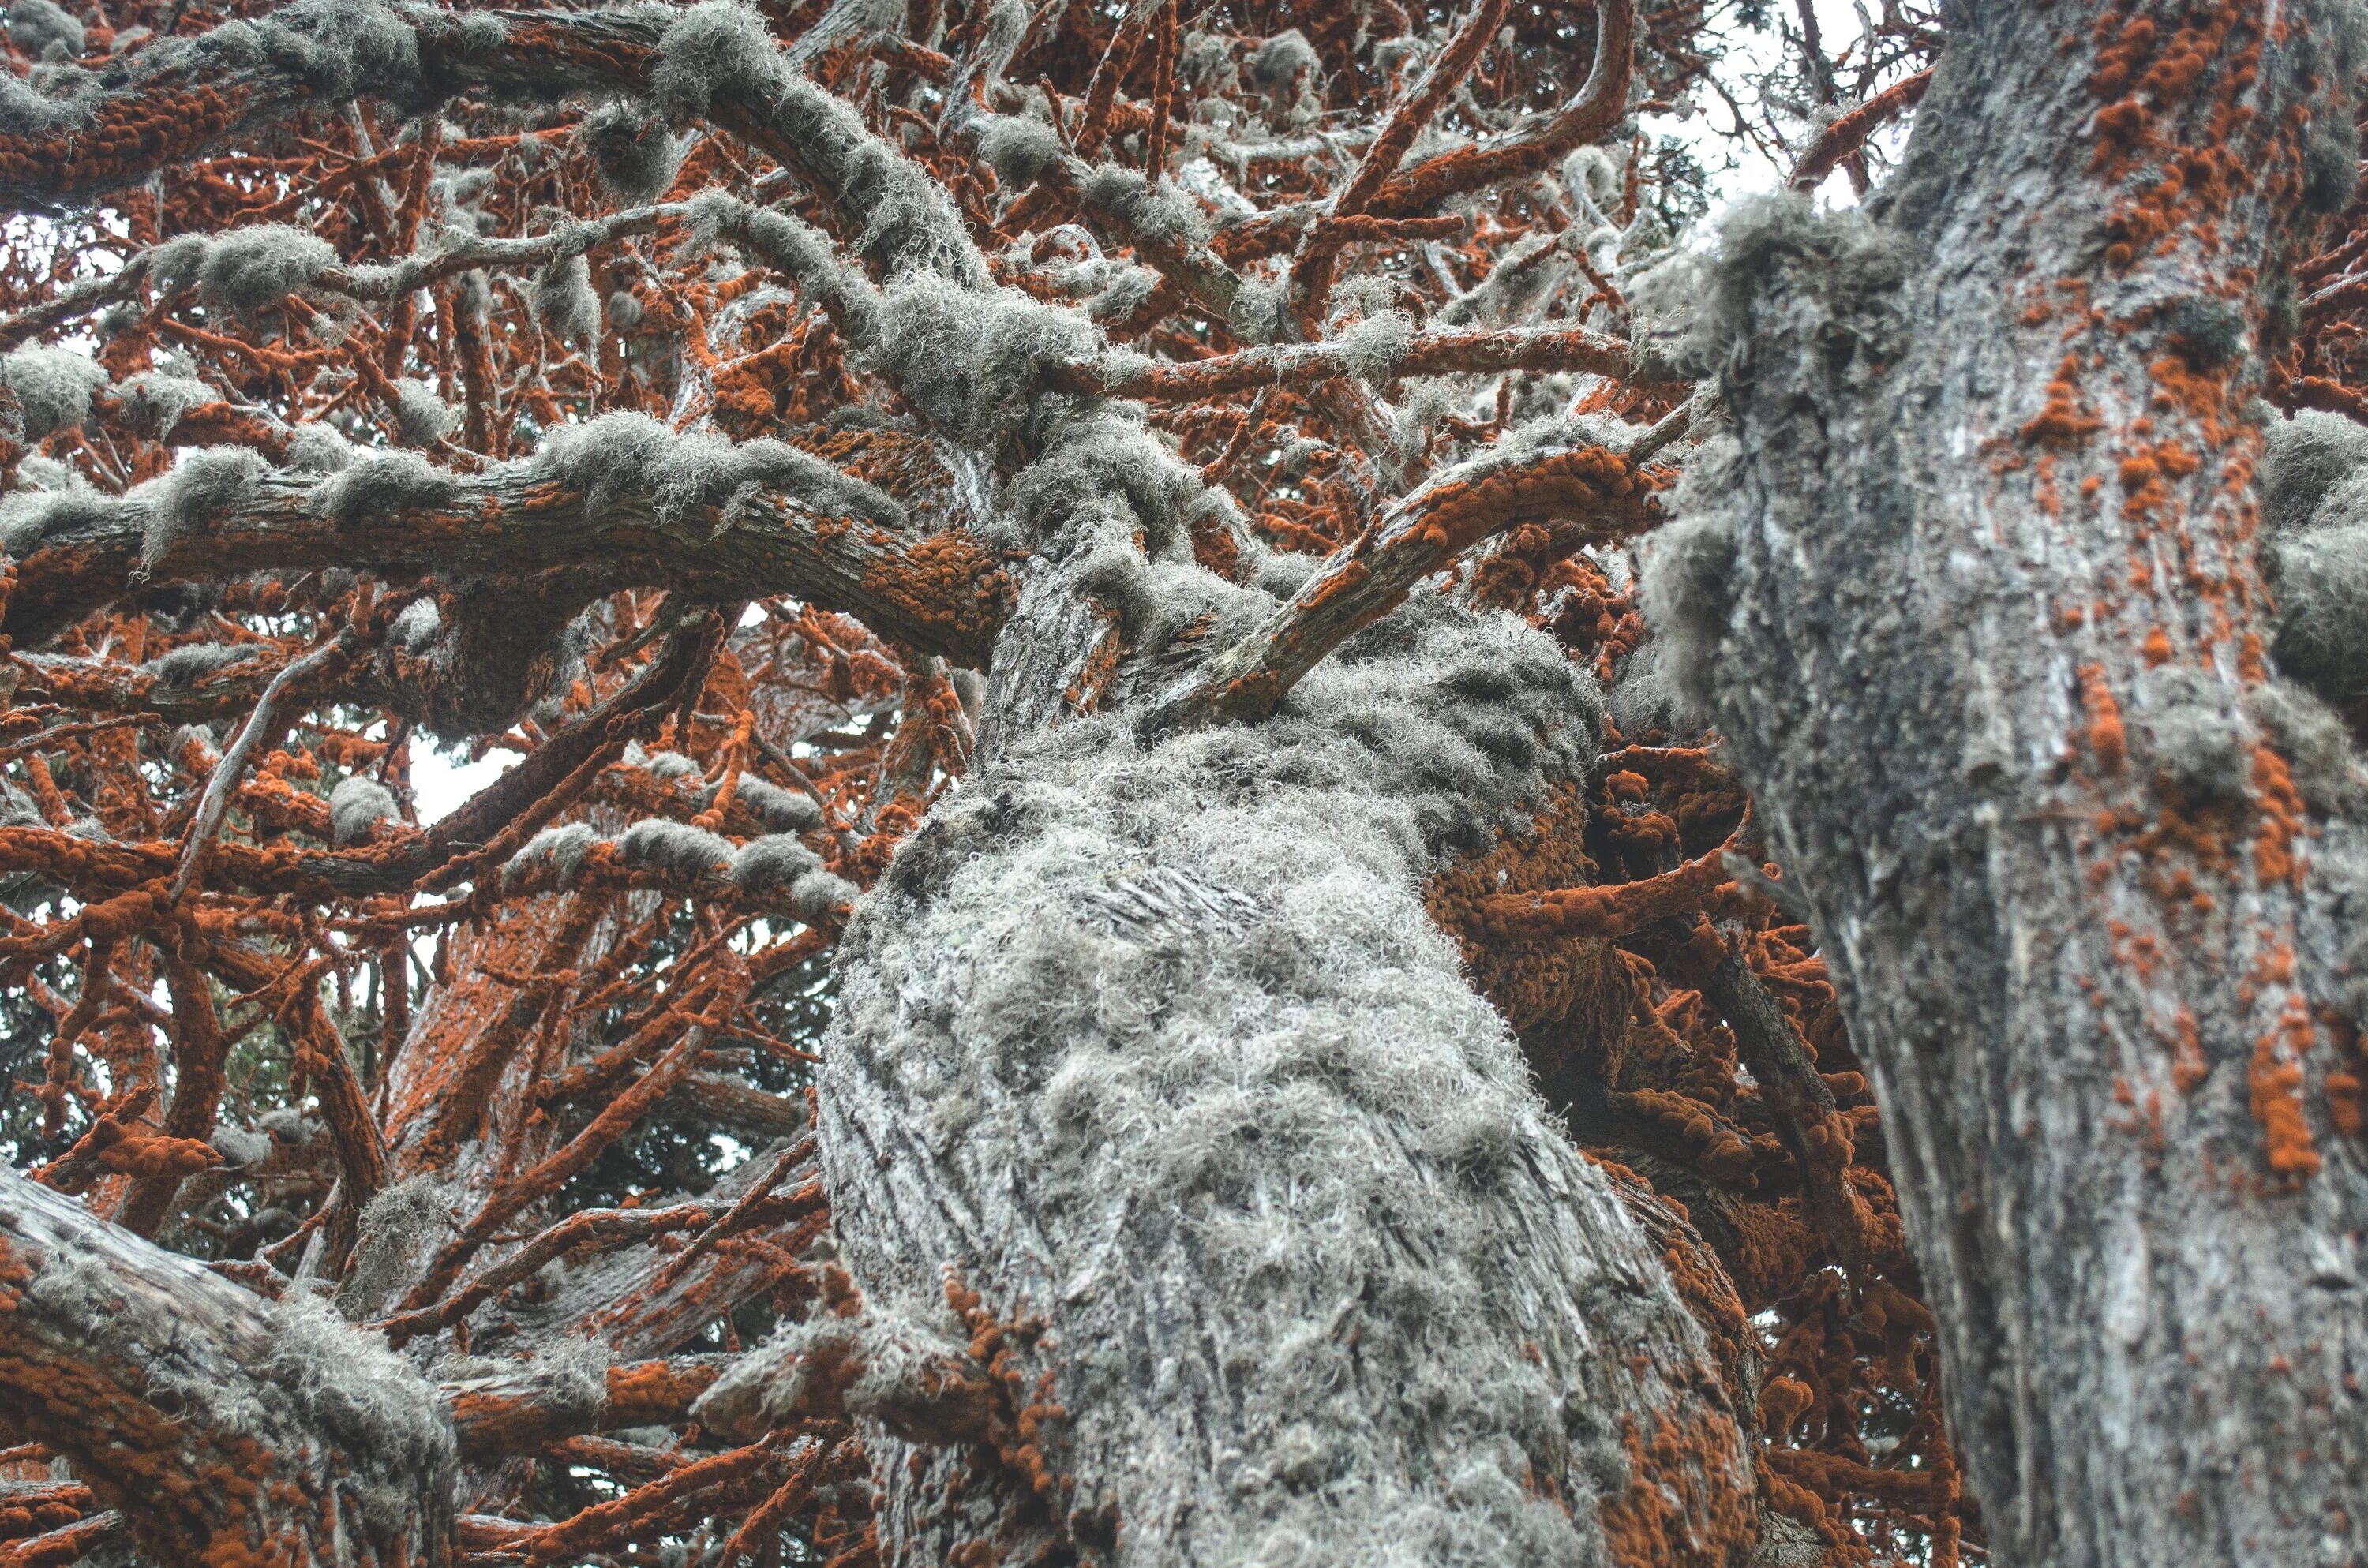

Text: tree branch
xmin=3 ymin=453 xmax=1010 ymax=666
xmin=1143 ymin=424 xmax=1657 ymax=730
xmin=0 ymin=1166 xmax=456 ymax=1564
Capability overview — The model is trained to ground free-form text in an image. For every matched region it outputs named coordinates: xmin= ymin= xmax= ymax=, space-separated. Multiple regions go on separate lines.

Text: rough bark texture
xmin=0 ymin=1165 xmax=456 ymax=1564
xmin=817 ymin=598 xmax=1755 ymax=1566
xmin=1652 ymin=5 xmax=2368 ymax=1562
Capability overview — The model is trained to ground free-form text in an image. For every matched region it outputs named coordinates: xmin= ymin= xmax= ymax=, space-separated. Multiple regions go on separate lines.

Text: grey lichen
xmin=529 ymin=410 xmax=907 ymax=532
xmin=618 ymin=818 xmax=736 ymax=878
xmin=334 ymin=1174 xmax=447 ymax=1320
xmin=328 ymin=775 xmax=399 ymax=848
xmin=0 ymin=468 xmax=111 ymax=556
xmin=1628 ymin=193 xmax=1905 ymax=379
xmin=2262 ymin=410 xmax=2368 ymax=537
xmin=790 ymin=869 xmax=857 ymax=919
xmin=695 ymin=1293 xmax=975 ymax=1438
xmin=822 ymin=598 xmax=1740 ymax=1564
xmin=2130 ymin=664 xmax=2250 ymax=803
xmin=392 ymin=377 xmax=455 ymax=447
xmin=249 ymin=0 xmax=425 ymax=107
xmin=1245 ymin=28 xmax=1318 ymax=90
xmin=1339 ymin=308 xmax=1416 ymax=384
xmin=146 ymin=641 xmax=269 ymax=686
xmin=264 ymin=1290 xmax=455 ymax=1525
xmin=111 ymin=369 xmax=220 ymax=440
xmin=656 ymin=2 xmax=981 ymax=286
xmin=288 ymin=422 xmax=355 ymax=473
xmin=209 ymin=1124 xmax=272 ymax=1169
xmin=389 ymin=594 xmax=441 ymax=653
xmin=0 ymin=44 xmax=99 ymax=137
xmin=2248 ymin=678 xmax=2364 ymax=809
xmin=1637 ymin=436 xmax=1744 ymax=720
xmin=648 ymin=0 xmax=778 ymax=124
xmin=505 ymin=821 xmax=598 ymax=890
xmin=733 ymin=774 xmax=824 ymax=833
xmin=729 ymin=832 xmax=822 ymax=891
xmin=977 ymin=114 xmax=1067 ymax=187
xmin=1008 ymin=414 xmax=1238 ymax=559
xmin=530 ymin=252 xmax=601 ymax=344
xmin=155 ymin=223 xmax=340 ymax=315
xmin=2259 ymin=409 xmax=2368 ymax=709
xmin=2 ymin=344 xmax=105 ymax=439
xmin=1077 ymin=162 xmax=1211 ymax=248
xmin=5 ymin=1169 xmax=457 ymax=1544
xmin=131 ymin=446 xmax=267 ymax=576
xmin=2268 ymin=521 xmax=2368 ymax=705
xmin=867 ymin=272 xmax=1097 ymax=451
xmin=1085 ymin=264 xmax=1158 ymax=324
xmin=309 ymin=447 xmax=461 ymax=526
xmin=7 ymin=0 xmax=83 ymax=58
xmin=576 ymin=100 xmax=688 ymax=204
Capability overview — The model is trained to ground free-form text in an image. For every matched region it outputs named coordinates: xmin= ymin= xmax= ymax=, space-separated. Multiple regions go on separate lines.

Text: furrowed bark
xmin=1669 ymin=6 xmax=2368 ymax=1562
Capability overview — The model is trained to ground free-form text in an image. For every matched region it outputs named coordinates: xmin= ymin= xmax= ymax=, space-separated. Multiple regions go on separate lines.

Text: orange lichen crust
xmin=1424 ymin=783 xmax=1624 ymax=1036
xmin=1596 ymin=1410 xmax=1758 ymax=1568
xmin=857 ymin=531 xmax=1017 ymax=669
xmin=2250 ymin=997 xmax=2321 ymax=1180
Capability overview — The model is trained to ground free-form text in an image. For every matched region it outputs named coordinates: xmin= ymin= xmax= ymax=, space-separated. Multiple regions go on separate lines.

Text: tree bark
xmin=0 ymin=1165 xmax=455 ymax=1565
xmin=1662 ymin=5 xmax=2368 ymax=1562
xmin=815 ymin=601 xmax=1759 ymax=1566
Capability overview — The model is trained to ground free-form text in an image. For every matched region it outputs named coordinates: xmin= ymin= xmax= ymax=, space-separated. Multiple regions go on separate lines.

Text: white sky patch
xmin=409 ymin=743 xmax=516 ymax=825
xmin=1643 ymin=0 xmax=1916 ymax=215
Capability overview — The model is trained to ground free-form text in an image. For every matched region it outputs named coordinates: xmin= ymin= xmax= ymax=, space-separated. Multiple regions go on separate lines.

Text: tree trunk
xmin=1657 ymin=5 xmax=2368 ymax=1562
xmin=815 ymin=600 xmax=1759 ymax=1565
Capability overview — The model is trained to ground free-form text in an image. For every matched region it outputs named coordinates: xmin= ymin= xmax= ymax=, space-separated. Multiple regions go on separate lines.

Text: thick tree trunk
xmin=1659 ymin=5 xmax=2368 ymax=1563
xmin=811 ymin=600 xmax=1759 ymax=1566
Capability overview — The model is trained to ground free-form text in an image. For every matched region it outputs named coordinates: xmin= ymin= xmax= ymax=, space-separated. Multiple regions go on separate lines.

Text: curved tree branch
xmin=1145 ymin=425 xmax=1657 ymax=730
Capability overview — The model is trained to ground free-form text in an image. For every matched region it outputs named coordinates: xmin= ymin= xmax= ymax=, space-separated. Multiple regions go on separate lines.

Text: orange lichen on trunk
xmin=2250 ymin=996 xmax=2320 ymax=1179
xmin=2078 ymin=664 xmax=2127 ymax=773
xmin=1595 ymin=1409 xmax=1756 ymax=1568
xmin=2023 ymin=355 xmax=2107 ymax=447
xmin=2250 ymin=743 xmax=2306 ymax=886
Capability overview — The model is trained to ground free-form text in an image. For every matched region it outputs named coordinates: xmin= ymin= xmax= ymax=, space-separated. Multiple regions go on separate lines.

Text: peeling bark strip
xmin=1655 ymin=3 xmax=2368 ymax=1562
xmin=0 ymin=1166 xmax=455 ymax=1564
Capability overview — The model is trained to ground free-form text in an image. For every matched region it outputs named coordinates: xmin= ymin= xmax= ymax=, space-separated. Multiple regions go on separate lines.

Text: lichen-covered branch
xmin=1148 ymin=425 xmax=1656 ymax=728
xmin=0 ymin=1166 xmax=455 ymax=1564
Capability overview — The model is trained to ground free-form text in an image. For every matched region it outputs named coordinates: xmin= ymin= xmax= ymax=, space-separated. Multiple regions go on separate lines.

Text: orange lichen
xmin=2328 ymin=1072 xmax=2363 ymax=1139
xmin=1758 ymin=1374 xmax=1815 ymax=1436
xmin=2250 ymin=996 xmax=2319 ymax=1179
xmin=856 ymin=530 xmax=1016 ymax=664
xmin=2078 ymin=664 xmax=2126 ymax=773
xmin=2250 ymin=744 xmax=2306 ymax=886
xmin=2171 ymin=1009 xmax=2211 ymax=1094
xmin=1596 ymin=1409 xmax=1756 ymax=1568
xmin=1424 ymin=784 xmax=1620 ymax=1036
xmin=2022 ymin=356 xmax=2106 ymax=447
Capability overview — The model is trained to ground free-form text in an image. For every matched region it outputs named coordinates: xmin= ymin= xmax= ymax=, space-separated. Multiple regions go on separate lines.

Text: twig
xmin=169 ymin=631 xmax=354 ymax=904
